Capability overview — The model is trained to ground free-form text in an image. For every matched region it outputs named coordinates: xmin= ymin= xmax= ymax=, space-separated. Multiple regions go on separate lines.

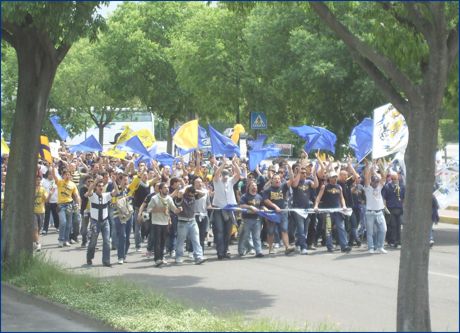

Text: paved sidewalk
xmin=1 ymin=283 xmax=118 ymax=332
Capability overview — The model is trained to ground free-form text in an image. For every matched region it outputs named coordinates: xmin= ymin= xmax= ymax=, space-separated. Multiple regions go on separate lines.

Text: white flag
xmin=372 ymin=103 xmax=409 ymax=159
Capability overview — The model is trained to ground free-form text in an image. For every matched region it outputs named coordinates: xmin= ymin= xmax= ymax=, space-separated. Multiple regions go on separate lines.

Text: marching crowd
xmin=1 ymin=142 xmax=440 ymax=268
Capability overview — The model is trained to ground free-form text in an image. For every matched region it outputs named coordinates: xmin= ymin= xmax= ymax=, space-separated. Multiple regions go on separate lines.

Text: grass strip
xmin=3 ymin=254 xmax=338 ymax=331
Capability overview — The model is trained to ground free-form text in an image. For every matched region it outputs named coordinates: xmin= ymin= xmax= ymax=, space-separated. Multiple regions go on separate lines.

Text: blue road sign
xmin=250 ymin=112 xmax=267 ymax=130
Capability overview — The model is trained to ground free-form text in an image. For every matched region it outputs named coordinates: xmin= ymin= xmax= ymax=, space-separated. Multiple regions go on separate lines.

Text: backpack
xmin=116 ymin=196 xmax=134 ymax=223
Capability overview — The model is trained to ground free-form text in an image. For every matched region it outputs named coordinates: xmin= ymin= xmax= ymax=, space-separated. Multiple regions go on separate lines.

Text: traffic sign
xmin=250 ymin=112 xmax=267 ymax=130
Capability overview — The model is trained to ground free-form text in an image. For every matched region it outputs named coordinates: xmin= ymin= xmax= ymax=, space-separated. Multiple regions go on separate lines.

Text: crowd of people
xmin=1 ymin=141 xmax=440 ymax=267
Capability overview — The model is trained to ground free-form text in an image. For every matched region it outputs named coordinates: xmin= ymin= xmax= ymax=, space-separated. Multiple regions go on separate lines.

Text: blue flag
xmin=305 ymin=126 xmax=337 ymax=154
xmin=135 ymin=145 xmax=158 ymax=168
xmin=154 ymin=152 xmax=177 ymax=168
xmin=290 ymin=125 xmax=336 ymax=154
xmin=248 ymin=144 xmax=281 ymax=171
xmin=208 ymin=125 xmax=240 ymax=157
xmin=349 ymin=118 xmax=373 ymax=162
xmin=116 ymin=135 xmax=150 ymax=157
xmin=257 ymin=210 xmax=281 ymax=224
xmin=69 ymin=135 xmax=102 ymax=153
xmin=50 ymin=115 xmax=69 ymax=141
xmin=247 ymin=134 xmax=267 ymax=150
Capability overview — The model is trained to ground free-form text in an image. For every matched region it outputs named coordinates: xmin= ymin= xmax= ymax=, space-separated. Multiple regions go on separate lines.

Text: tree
xmin=242 ymin=3 xmax=385 ymax=153
xmin=310 ymin=2 xmax=458 ymax=331
xmin=50 ymin=38 xmax=127 ymax=145
xmin=99 ymin=2 xmax=197 ymax=153
xmin=1 ymin=2 xmax=106 ymax=268
xmin=169 ymin=4 xmax=247 ymax=126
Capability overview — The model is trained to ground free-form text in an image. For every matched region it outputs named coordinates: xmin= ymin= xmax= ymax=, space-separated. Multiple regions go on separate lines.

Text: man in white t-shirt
xmin=211 ymin=156 xmax=241 ymax=260
xmin=147 ymin=182 xmax=182 ymax=267
xmin=363 ymin=160 xmax=387 ymax=254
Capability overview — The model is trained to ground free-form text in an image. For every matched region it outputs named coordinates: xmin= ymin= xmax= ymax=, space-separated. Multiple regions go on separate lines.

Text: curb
xmin=439 ymin=216 xmax=459 ymax=225
xmin=1 ymin=282 xmax=121 ymax=332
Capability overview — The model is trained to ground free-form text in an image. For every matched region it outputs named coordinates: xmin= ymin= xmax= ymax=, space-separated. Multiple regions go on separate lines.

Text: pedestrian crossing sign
xmin=250 ymin=112 xmax=267 ymax=129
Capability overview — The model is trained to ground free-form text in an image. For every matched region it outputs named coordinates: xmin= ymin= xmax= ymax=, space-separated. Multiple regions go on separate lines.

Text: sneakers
xmin=341 ymin=246 xmax=352 ymax=253
xmin=285 ymin=247 xmax=295 ymax=255
xmin=269 ymin=249 xmax=276 ymax=255
xmin=188 ymin=252 xmax=194 ymax=259
xmin=136 ymin=248 xmax=142 ymax=253
xmin=162 ymin=259 xmax=169 ymax=265
xmin=377 ymin=248 xmax=388 ymax=254
xmin=307 ymin=245 xmax=317 ymax=250
xmin=58 ymin=241 xmax=64 ymax=248
xmin=155 ymin=260 xmax=163 ymax=267
xmin=195 ymin=257 xmax=207 ymax=265
xmin=296 ymin=246 xmax=301 ymax=253
xmin=368 ymin=249 xmax=375 ymax=254
xmin=41 ymin=231 xmax=47 ymax=235
xmin=117 ymin=259 xmax=124 ymax=265
xmin=300 ymin=248 xmax=308 ymax=255
xmin=36 ymin=243 xmax=42 ymax=252
xmin=64 ymin=242 xmax=71 ymax=247
xmin=170 ymin=250 xmax=176 ymax=258
xmin=429 ymin=240 xmax=434 ymax=248
xmin=274 ymin=243 xmax=280 ymax=249
xmin=255 ymin=253 xmax=264 ymax=258
xmin=69 ymin=239 xmax=77 ymax=244
xmin=248 ymin=249 xmax=256 ymax=255
xmin=175 ymin=258 xmax=183 ymax=264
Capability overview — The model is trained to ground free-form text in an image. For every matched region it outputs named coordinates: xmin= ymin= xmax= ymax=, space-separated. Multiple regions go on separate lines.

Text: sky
xmin=96 ymin=1 xmax=121 ymax=18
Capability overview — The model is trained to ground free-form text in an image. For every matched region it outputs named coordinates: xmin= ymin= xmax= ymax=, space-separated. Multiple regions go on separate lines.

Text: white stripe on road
xmin=429 ymin=271 xmax=459 ymax=279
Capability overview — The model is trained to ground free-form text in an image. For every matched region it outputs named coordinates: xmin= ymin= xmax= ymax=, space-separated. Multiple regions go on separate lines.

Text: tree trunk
xmin=1 ymin=32 xmax=58 ymax=268
xmin=98 ymin=125 xmax=104 ymax=147
xmin=167 ymin=115 xmax=174 ymax=154
xmin=397 ymin=100 xmax=438 ymax=331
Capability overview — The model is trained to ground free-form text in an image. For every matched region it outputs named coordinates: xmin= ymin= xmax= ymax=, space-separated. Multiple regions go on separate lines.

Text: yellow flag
xmin=1 ymin=137 xmax=9 ymax=155
xmin=103 ymin=147 xmax=128 ymax=160
xmin=173 ymin=119 xmax=198 ymax=149
xmin=131 ymin=128 xmax=156 ymax=148
xmin=115 ymin=125 xmax=133 ymax=145
xmin=231 ymin=124 xmax=245 ymax=144
xmin=39 ymin=135 xmax=53 ymax=163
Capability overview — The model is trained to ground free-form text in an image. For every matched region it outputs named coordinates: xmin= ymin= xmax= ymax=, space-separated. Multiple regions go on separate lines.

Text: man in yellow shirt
xmin=34 ymin=175 xmax=48 ymax=252
xmin=52 ymin=163 xmax=81 ymax=247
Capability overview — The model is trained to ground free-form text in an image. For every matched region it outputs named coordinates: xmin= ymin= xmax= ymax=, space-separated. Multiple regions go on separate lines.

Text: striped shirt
xmin=88 ymin=192 xmax=112 ymax=221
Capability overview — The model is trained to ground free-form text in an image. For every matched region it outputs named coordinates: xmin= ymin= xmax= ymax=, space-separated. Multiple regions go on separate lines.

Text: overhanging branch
xmin=352 ymin=52 xmax=409 ymax=114
xmin=310 ymin=2 xmax=421 ymax=103
xmin=1 ymin=28 xmax=16 ymax=47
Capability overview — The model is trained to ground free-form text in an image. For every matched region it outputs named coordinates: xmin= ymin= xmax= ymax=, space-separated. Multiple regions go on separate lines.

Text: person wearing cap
xmin=313 ymin=169 xmax=352 ymax=253
xmin=211 ymin=155 xmax=241 ymax=260
xmin=363 ymin=160 xmax=387 ymax=254
xmin=289 ymin=163 xmax=319 ymax=254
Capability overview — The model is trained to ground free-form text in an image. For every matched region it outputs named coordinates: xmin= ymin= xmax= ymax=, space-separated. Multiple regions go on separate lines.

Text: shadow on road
xmin=108 ymin=273 xmax=276 ymax=317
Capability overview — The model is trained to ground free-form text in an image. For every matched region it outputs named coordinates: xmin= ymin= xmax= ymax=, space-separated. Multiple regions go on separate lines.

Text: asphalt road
xmin=8 ymin=222 xmax=459 ymax=332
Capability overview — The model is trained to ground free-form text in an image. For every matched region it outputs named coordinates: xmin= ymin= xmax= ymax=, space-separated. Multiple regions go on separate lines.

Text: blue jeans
xmin=133 ymin=208 xmax=142 ymax=249
xmin=326 ymin=212 xmax=348 ymax=250
xmin=57 ymin=203 xmax=73 ymax=243
xmin=108 ymin=206 xmax=118 ymax=250
xmin=212 ymin=210 xmax=234 ymax=257
xmin=365 ymin=210 xmax=387 ymax=250
xmin=86 ymin=218 xmax=111 ymax=264
xmin=292 ymin=212 xmax=309 ymax=250
xmin=114 ymin=215 xmax=132 ymax=260
xmin=176 ymin=219 xmax=203 ymax=260
xmin=167 ymin=214 xmax=178 ymax=253
xmin=239 ymin=218 xmax=262 ymax=255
